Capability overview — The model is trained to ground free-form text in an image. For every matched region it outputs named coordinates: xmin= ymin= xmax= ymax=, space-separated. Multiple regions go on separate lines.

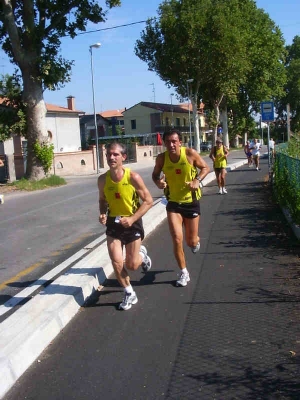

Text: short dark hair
xmin=163 ymin=129 xmax=182 ymax=142
xmin=106 ymin=142 xmax=127 ymax=155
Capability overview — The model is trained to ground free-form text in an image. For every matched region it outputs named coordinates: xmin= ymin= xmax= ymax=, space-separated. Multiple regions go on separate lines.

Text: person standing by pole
xmin=98 ymin=142 xmax=153 ymax=310
xmin=152 ymin=129 xmax=209 ymax=287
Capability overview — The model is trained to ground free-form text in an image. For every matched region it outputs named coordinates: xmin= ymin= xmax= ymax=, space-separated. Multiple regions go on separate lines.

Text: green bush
xmin=273 ymin=139 xmax=300 ymax=225
xmin=33 ymin=141 xmax=54 ymax=176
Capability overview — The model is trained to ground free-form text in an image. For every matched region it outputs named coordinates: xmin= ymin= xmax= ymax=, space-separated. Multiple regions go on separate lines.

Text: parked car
xmin=200 ymin=141 xmax=212 ymax=152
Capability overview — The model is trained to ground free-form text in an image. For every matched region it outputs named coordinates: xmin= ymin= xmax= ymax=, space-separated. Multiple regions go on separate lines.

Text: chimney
xmin=67 ymin=96 xmax=75 ymax=111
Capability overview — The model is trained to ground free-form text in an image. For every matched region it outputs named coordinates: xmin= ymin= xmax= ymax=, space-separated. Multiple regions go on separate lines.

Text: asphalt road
xmin=0 ymin=149 xmax=247 ymax=307
xmin=4 ymin=156 xmax=300 ymax=400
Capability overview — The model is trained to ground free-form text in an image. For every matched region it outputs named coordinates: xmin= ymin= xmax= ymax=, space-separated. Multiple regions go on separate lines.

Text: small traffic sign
xmin=261 ymin=101 xmax=274 ymax=122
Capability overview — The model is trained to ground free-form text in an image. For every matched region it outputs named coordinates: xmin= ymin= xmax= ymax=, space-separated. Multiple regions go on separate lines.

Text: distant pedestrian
xmin=98 ymin=142 xmax=153 ymax=311
xmin=244 ymin=141 xmax=253 ymax=167
xmin=152 ymin=129 xmax=209 ymax=287
xmin=209 ymin=136 xmax=229 ymax=194
xmin=250 ymin=138 xmax=261 ymax=170
xmin=269 ymin=137 xmax=275 ymax=162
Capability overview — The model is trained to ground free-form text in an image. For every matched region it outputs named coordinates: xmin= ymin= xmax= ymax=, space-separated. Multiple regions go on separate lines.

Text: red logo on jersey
xmin=176 ymin=169 xmax=181 ymax=174
xmin=115 ymin=193 xmax=121 ymax=199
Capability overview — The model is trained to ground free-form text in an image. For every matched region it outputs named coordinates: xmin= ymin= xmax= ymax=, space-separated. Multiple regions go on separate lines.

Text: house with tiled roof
xmin=45 ymin=96 xmax=83 ymax=153
xmin=122 ymin=101 xmax=206 ymax=145
xmin=0 ymin=96 xmax=84 ymax=180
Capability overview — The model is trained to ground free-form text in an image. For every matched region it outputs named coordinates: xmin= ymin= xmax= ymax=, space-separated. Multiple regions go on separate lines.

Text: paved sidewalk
xmin=1 ymin=153 xmax=300 ymax=399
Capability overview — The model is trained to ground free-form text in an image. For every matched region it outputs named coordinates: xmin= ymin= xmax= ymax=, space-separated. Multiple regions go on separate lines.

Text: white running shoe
xmin=176 ymin=272 xmax=190 ymax=287
xmin=222 ymin=188 xmax=227 ymax=194
xmin=119 ymin=291 xmax=138 ymax=310
xmin=256 ymin=167 xmax=259 ymax=171
xmin=191 ymin=242 xmax=200 ymax=254
xmin=218 ymin=188 xmax=223 ymax=195
xmin=140 ymin=245 xmax=152 ymax=272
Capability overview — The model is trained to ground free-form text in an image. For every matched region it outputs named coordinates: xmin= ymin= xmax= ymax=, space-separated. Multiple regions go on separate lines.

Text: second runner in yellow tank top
xmin=163 ymin=147 xmax=201 ymax=203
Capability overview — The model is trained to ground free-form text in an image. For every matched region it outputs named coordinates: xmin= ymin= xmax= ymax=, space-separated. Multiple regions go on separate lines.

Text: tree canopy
xmin=0 ymin=0 xmax=121 ymax=179
xmin=135 ymin=0 xmax=286 ymax=150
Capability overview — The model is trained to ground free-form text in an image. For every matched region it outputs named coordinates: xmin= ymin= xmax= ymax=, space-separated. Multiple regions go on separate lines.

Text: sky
xmin=0 ymin=0 xmax=299 ymax=114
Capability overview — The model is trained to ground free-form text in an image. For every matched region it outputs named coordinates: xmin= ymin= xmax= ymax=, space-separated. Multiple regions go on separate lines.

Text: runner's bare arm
xmin=97 ymin=174 xmax=108 ymax=224
xmin=152 ymin=153 xmax=167 ymax=189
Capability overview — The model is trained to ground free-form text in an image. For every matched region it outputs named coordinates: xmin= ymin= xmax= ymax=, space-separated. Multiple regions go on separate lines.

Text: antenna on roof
xmin=149 ymin=83 xmax=155 ymax=103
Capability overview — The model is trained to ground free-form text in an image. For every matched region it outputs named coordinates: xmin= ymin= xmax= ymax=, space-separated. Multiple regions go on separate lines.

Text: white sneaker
xmin=222 ymin=188 xmax=227 ymax=194
xmin=256 ymin=167 xmax=259 ymax=171
xmin=191 ymin=242 xmax=200 ymax=254
xmin=176 ymin=272 xmax=190 ymax=287
xmin=140 ymin=245 xmax=152 ymax=272
xmin=218 ymin=188 xmax=223 ymax=195
xmin=119 ymin=291 xmax=138 ymax=310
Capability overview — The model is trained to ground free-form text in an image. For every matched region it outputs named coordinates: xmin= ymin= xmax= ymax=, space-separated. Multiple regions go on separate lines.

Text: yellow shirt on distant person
xmin=104 ymin=168 xmax=140 ymax=217
xmin=163 ymin=147 xmax=201 ymax=203
xmin=214 ymin=145 xmax=227 ymax=169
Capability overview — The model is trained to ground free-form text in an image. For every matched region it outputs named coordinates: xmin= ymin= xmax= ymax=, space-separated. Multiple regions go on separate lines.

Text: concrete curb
xmin=0 ymin=156 xmax=268 ymax=399
xmin=0 ymin=200 xmax=168 ymax=399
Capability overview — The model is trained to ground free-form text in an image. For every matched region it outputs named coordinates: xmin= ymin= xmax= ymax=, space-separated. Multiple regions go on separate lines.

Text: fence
xmin=273 ymin=148 xmax=300 ymax=225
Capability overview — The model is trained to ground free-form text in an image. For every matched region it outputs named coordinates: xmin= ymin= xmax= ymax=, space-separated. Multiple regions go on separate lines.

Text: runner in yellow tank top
xmin=98 ymin=142 xmax=153 ymax=311
xmin=152 ymin=130 xmax=210 ymax=287
xmin=163 ymin=146 xmax=201 ymax=203
xmin=209 ymin=136 xmax=229 ymax=195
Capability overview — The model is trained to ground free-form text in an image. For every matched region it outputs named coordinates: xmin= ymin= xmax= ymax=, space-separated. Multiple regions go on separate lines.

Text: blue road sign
xmin=261 ymin=101 xmax=274 ymax=122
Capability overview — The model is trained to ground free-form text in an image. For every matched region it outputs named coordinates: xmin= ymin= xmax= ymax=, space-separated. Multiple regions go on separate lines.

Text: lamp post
xmin=90 ymin=42 xmax=101 ymax=174
xmin=186 ymin=78 xmax=194 ymax=147
xmin=170 ymin=93 xmax=174 ymax=127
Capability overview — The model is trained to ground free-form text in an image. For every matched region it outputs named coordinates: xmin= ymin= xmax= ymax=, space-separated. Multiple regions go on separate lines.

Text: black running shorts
xmin=166 ymin=200 xmax=200 ymax=218
xmin=106 ymin=216 xmax=145 ymax=245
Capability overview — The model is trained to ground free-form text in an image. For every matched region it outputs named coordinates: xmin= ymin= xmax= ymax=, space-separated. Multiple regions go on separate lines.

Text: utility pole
xmin=150 ymin=83 xmax=156 ymax=103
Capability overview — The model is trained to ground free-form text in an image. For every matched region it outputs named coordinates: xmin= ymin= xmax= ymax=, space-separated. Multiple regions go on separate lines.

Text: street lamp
xmin=89 ymin=42 xmax=101 ymax=174
xmin=186 ymin=78 xmax=194 ymax=147
xmin=170 ymin=93 xmax=174 ymax=127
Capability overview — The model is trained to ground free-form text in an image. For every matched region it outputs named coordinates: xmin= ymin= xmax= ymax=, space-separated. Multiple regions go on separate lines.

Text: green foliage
xmin=277 ymin=36 xmax=300 ymax=132
xmin=273 ymin=141 xmax=300 ymax=225
xmin=33 ymin=141 xmax=54 ymax=176
xmin=12 ymin=175 xmax=66 ymax=191
xmin=0 ymin=1 xmax=121 ymax=178
xmin=0 ymin=74 xmax=26 ymax=141
xmin=0 ymin=1 xmax=121 ymax=92
xmin=135 ymin=0 xmax=286 ymax=148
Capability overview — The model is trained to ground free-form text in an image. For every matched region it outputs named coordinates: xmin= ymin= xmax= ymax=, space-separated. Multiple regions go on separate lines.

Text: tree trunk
xmin=213 ymin=102 xmax=220 ymax=145
xmin=220 ymin=104 xmax=229 ymax=147
xmin=192 ymin=99 xmax=200 ymax=153
xmin=22 ymin=69 xmax=47 ymax=180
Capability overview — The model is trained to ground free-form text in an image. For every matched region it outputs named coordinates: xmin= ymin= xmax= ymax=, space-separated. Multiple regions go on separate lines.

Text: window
xmin=183 ymin=118 xmax=186 ymax=126
xmin=165 ymin=117 xmax=170 ymax=126
xmin=176 ymin=118 xmax=180 ymax=126
xmin=131 ymin=119 xmax=136 ymax=130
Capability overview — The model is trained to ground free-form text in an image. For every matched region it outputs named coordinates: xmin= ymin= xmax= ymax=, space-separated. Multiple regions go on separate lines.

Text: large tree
xmin=135 ymin=0 xmax=286 ymax=150
xmin=0 ymin=0 xmax=120 ymax=179
xmin=277 ymin=36 xmax=300 ymax=133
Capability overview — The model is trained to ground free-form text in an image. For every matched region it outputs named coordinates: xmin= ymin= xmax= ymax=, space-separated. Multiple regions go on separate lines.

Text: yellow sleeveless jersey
xmin=163 ymin=147 xmax=201 ymax=203
xmin=214 ymin=145 xmax=227 ymax=168
xmin=104 ymin=168 xmax=140 ymax=217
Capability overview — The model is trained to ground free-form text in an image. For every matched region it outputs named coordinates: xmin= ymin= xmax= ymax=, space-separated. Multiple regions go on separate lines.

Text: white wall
xmin=46 ymin=113 xmax=81 ymax=153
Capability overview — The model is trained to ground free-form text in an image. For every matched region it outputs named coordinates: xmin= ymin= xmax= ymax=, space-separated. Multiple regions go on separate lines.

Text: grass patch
xmin=12 ymin=175 xmax=67 ymax=191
